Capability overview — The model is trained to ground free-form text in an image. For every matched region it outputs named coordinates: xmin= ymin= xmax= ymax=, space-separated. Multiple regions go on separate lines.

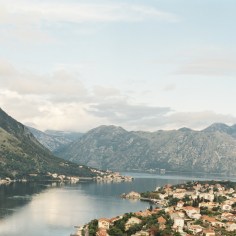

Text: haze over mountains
xmin=54 ymin=124 xmax=236 ymax=175
xmin=28 ymin=127 xmax=83 ymax=152
xmin=1 ymin=106 xmax=236 ymax=177
xmin=0 ymin=108 xmax=95 ymax=178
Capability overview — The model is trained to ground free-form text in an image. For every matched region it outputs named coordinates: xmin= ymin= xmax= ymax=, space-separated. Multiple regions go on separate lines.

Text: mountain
xmin=203 ymin=123 xmax=231 ymax=133
xmin=57 ymin=124 xmax=236 ymax=175
xmin=28 ymin=127 xmax=83 ymax=152
xmin=204 ymin=123 xmax=236 ymax=138
xmin=0 ymin=108 xmax=95 ymax=179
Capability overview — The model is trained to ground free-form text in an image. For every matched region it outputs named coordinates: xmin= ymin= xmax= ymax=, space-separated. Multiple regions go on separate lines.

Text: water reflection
xmin=0 ymin=173 xmax=235 ymax=236
xmin=0 ymin=182 xmax=50 ymax=219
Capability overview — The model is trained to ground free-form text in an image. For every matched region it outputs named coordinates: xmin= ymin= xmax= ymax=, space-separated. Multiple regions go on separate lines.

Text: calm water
xmin=0 ymin=172 xmax=235 ymax=236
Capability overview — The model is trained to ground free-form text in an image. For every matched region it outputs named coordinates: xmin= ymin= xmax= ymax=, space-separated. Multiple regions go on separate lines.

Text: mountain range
xmin=28 ymin=126 xmax=83 ymax=152
xmin=3 ymin=105 xmax=236 ymax=177
xmin=55 ymin=124 xmax=236 ymax=175
xmin=0 ymin=108 xmax=95 ymax=179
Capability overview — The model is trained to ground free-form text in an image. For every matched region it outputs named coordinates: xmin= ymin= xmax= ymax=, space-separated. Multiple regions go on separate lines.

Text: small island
xmin=71 ymin=180 xmax=236 ymax=236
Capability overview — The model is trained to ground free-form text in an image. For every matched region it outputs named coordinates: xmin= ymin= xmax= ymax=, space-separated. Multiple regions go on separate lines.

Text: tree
xmin=108 ymin=227 xmax=125 ymax=236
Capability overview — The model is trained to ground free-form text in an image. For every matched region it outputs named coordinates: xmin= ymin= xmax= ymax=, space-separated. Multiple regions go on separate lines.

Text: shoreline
xmin=71 ymin=180 xmax=236 ymax=236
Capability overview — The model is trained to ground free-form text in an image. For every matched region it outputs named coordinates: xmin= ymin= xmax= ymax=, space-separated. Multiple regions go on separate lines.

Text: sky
xmin=0 ymin=0 xmax=236 ymax=132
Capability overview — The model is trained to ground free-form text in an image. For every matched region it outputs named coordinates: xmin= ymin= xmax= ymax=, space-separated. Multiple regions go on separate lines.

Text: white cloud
xmin=86 ymin=101 xmax=236 ymax=131
xmin=0 ymin=1 xmax=179 ymax=42
xmin=175 ymin=47 xmax=236 ymax=77
xmin=165 ymin=111 xmax=236 ymax=131
xmin=162 ymin=84 xmax=176 ymax=91
xmin=0 ymin=89 xmax=107 ymax=132
xmin=0 ymin=60 xmax=87 ymax=97
xmin=177 ymin=57 xmax=236 ymax=76
xmin=1 ymin=60 xmax=236 ymax=132
xmin=0 ymin=1 xmax=179 ymax=24
xmin=0 ymin=60 xmax=17 ymax=76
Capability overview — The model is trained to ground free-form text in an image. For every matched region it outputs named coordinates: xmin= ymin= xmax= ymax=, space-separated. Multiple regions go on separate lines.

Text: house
xmin=201 ymin=215 xmax=216 ymax=223
xmin=183 ymin=206 xmax=200 ymax=218
xmin=109 ymin=217 xmax=120 ymax=225
xmin=165 ymin=206 xmax=175 ymax=213
xmin=172 ymin=217 xmax=184 ymax=232
xmin=125 ymin=217 xmax=142 ymax=231
xmin=135 ymin=210 xmax=152 ymax=217
xmin=201 ymin=216 xmax=225 ymax=227
xmin=175 ymin=188 xmax=186 ymax=193
xmin=221 ymin=203 xmax=232 ymax=211
xmin=228 ymin=188 xmax=235 ymax=194
xmin=173 ymin=192 xmax=186 ymax=199
xmin=221 ymin=212 xmax=236 ymax=221
xmin=157 ymin=216 xmax=166 ymax=224
xmin=199 ymin=202 xmax=219 ymax=210
xmin=226 ymin=222 xmax=236 ymax=232
xmin=199 ymin=193 xmax=214 ymax=202
xmin=176 ymin=201 xmax=184 ymax=209
xmin=159 ymin=193 xmax=168 ymax=200
xmin=191 ymin=212 xmax=201 ymax=220
xmin=202 ymin=229 xmax=215 ymax=236
xmin=170 ymin=211 xmax=184 ymax=220
xmin=188 ymin=224 xmax=203 ymax=234
xmin=193 ymin=184 xmax=202 ymax=191
xmin=157 ymin=216 xmax=166 ymax=230
xmin=174 ymin=211 xmax=185 ymax=218
xmin=96 ymin=228 xmax=109 ymax=236
xmin=131 ymin=230 xmax=149 ymax=236
xmin=98 ymin=218 xmax=110 ymax=230
xmin=125 ymin=191 xmax=141 ymax=199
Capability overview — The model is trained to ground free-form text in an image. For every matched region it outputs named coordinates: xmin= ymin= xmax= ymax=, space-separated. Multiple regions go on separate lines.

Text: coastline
xmin=71 ymin=180 xmax=236 ymax=236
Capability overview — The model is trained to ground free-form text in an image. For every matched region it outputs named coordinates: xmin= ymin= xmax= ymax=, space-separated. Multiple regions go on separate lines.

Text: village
xmin=71 ymin=181 xmax=236 ymax=236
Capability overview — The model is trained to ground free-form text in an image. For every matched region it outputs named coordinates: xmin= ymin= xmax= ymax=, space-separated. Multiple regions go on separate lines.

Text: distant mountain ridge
xmin=0 ymin=108 xmax=95 ymax=179
xmin=56 ymin=123 xmax=236 ymax=175
xmin=28 ymin=127 xmax=83 ymax=152
xmin=203 ymin=123 xmax=236 ymax=138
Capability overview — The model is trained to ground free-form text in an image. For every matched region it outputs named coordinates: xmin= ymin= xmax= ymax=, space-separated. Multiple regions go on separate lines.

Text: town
xmin=71 ymin=181 xmax=236 ymax=236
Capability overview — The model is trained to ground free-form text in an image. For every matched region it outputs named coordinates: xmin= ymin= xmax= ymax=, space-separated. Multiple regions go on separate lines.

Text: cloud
xmin=0 ymin=60 xmax=17 ymax=76
xmin=86 ymin=101 xmax=236 ymax=131
xmin=165 ymin=111 xmax=236 ymax=130
xmin=1 ymin=60 xmax=236 ymax=132
xmin=0 ymin=1 xmax=179 ymax=25
xmin=0 ymin=60 xmax=88 ymax=98
xmin=175 ymin=48 xmax=236 ymax=77
xmin=87 ymin=101 xmax=171 ymax=123
xmin=0 ymin=89 xmax=106 ymax=132
xmin=177 ymin=58 xmax=236 ymax=76
xmin=162 ymin=84 xmax=176 ymax=91
xmin=0 ymin=1 xmax=179 ymax=42
xmin=1 ymin=86 xmax=236 ymax=132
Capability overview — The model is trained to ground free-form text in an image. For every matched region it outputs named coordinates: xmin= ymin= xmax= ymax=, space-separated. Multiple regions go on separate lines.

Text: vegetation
xmin=85 ymin=180 xmax=236 ymax=236
xmin=88 ymin=219 xmax=98 ymax=236
xmin=57 ymin=123 xmax=236 ymax=174
xmin=0 ymin=108 xmax=96 ymax=179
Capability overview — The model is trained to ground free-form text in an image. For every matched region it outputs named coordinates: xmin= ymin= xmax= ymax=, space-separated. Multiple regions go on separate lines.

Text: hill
xmin=56 ymin=124 xmax=236 ymax=175
xmin=28 ymin=126 xmax=83 ymax=152
xmin=0 ymin=108 xmax=95 ymax=179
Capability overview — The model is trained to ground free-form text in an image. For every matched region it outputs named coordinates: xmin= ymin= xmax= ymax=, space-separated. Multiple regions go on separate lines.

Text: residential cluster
xmin=47 ymin=172 xmax=80 ymax=183
xmin=71 ymin=181 xmax=236 ymax=236
xmin=95 ymin=171 xmax=133 ymax=182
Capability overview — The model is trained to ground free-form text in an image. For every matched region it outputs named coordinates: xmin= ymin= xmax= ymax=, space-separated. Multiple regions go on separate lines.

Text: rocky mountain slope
xmin=28 ymin=127 xmax=83 ymax=152
xmin=56 ymin=124 xmax=236 ymax=175
xmin=0 ymin=108 xmax=95 ymax=179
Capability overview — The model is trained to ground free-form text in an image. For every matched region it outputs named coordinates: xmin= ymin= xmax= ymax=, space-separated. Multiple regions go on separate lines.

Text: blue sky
xmin=0 ymin=0 xmax=236 ymax=131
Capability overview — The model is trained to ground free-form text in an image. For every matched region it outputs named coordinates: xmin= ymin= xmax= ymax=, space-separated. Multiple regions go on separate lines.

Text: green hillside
xmin=0 ymin=108 xmax=95 ymax=179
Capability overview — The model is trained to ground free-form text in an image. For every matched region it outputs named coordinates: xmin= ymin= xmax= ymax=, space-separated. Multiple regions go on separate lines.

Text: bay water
xmin=0 ymin=172 xmax=235 ymax=236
